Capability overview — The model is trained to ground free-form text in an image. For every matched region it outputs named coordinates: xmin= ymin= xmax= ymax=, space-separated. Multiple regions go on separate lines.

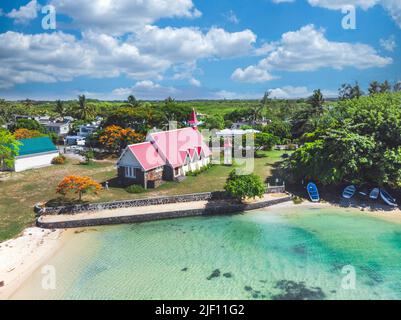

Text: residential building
xmin=13 ymin=136 xmax=59 ymax=172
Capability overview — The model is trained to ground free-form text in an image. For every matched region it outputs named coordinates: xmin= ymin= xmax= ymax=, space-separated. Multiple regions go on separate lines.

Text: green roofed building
xmin=14 ymin=136 xmax=59 ymax=172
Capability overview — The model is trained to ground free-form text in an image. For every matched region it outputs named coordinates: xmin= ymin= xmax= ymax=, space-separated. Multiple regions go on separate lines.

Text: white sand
xmin=0 ymin=227 xmax=66 ymax=300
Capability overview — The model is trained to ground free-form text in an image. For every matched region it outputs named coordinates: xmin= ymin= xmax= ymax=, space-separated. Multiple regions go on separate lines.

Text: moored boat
xmin=307 ymin=182 xmax=320 ymax=202
xmin=342 ymin=185 xmax=356 ymax=199
xmin=369 ymin=188 xmax=380 ymax=200
xmin=380 ymin=189 xmax=398 ymax=207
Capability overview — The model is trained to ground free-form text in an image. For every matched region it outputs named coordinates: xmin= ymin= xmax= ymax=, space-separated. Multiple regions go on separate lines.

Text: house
xmin=65 ymin=135 xmax=86 ymax=146
xmin=216 ymin=128 xmax=260 ymax=138
xmin=117 ymin=110 xmax=212 ymax=189
xmin=78 ymin=124 xmax=98 ymax=137
xmin=13 ymin=136 xmax=59 ymax=172
xmin=42 ymin=122 xmax=70 ymax=137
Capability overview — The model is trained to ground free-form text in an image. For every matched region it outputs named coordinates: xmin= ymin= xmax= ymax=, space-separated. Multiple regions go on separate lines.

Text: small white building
xmin=14 ymin=137 xmax=59 ymax=172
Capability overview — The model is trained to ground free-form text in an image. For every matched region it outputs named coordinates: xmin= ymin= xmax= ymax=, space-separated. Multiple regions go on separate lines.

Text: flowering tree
xmin=56 ymin=175 xmax=102 ymax=201
xmin=13 ymin=128 xmax=43 ymax=140
xmin=99 ymin=125 xmax=144 ymax=153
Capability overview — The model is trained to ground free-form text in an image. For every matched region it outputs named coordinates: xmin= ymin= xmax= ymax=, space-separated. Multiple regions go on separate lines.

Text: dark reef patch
xmin=207 ymin=269 xmax=221 ymax=280
xmin=223 ymin=273 xmax=233 ymax=278
xmin=272 ymin=280 xmax=326 ymax=300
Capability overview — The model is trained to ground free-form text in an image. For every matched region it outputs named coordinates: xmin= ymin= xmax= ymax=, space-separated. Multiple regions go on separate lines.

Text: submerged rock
xmin=272 ymin=280 xmax=326 ymax=300
xmin=207 ymin=269 xmax=221 ymax=280
xmin=223 ymin=273 xmax=233 ymax=278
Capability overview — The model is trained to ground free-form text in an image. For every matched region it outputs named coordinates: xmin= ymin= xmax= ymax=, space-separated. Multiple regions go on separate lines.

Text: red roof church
xmin=117 ymin=111 xmax=211 ymax=189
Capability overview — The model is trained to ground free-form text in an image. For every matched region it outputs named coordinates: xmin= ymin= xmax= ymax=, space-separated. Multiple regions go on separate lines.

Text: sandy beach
xmin=0 ymin=227 xmax=67 ymax=300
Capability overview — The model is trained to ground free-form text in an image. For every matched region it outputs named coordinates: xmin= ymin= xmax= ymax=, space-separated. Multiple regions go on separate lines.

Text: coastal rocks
xmin=206 ymin=270 xmax=233 ymax=280
xmin=207 ymin=269 xmax=221 ymax=280
xmin=271 ymin=280 xmax=326 ymax=300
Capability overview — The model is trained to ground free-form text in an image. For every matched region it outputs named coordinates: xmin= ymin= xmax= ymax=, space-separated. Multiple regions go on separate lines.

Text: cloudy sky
xmin=0 ymin=0 xmax=400 ymax=100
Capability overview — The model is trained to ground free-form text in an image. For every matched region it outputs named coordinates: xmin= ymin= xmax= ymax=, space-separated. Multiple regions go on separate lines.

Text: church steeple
xmin=188 ymin=108 xmax=199 ymax=129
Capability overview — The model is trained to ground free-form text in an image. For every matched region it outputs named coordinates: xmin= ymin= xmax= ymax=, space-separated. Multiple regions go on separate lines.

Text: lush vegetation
xmin=286 ymin=92 xmax=401 ymax=188
xmin=224 ymin=170 xmax=266 ymax=201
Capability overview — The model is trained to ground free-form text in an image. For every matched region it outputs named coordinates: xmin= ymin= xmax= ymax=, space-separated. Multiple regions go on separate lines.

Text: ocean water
xmin=11 ymin=206 xmax=401 ymax=300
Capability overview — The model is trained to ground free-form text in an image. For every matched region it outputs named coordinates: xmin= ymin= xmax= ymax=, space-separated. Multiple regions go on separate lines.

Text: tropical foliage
xmin=0 ymin=129 xmax=21 ymax=168
xmin=224 ymin=170 xmax=266 ymax=201
xmin=287 ymin=92 xmax=401 ymax=188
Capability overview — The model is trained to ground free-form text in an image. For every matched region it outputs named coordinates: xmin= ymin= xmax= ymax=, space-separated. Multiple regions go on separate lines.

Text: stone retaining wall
xmin=36 ymin=196 xmax=292 ymax=229
xmin=39 ymin=191 xmax=228 ymax=215
xmin=38 ymin=187 xmax=286 ymax=216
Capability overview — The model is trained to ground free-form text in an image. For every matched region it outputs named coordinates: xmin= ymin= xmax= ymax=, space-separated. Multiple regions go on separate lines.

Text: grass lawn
xmin=0 ymin=150 xmax=288 ymax=241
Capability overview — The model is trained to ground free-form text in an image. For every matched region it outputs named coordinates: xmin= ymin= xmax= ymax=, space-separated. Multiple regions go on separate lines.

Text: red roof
xmin=188 ymin=108 xmax=198 ymax=126
xmin=128 ymin=142 xmax=166 ymax=171
xmin=149 ymin=127 xmax=211 ymax=168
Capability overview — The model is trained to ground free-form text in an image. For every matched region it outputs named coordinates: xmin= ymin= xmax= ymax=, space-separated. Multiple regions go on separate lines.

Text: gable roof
xmin=17 ymin=137 xmax=58 ymax=156
xmin=128 ymin=142 xmax=166 ymax=171
xmin=148 ymin=127 xmax=211 ymax=168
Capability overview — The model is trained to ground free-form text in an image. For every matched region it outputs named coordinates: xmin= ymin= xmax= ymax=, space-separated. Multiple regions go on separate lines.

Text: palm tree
xmin=55 ymin=100 xmax=65 ymax=117
xmin=380 ymin=80 xmax=391 ymax=93
xmin=368 ymin=81 xmax=381 ymax=96
xmin=77 ymin=95 xmax=95 ymax=121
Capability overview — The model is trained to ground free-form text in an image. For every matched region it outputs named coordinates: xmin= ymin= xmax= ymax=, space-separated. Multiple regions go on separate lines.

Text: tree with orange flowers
xmin=13 ymin=128 xmax=44 ymax=140
xmin=99 ymin=125 xmax=144 ymax=154
xmin=56 ymin=175 xmax=102 ymax=201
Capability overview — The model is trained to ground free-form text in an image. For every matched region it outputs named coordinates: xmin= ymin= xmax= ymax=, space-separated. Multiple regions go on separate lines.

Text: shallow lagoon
xmin=12 ymin=205 xmax=401 ymax=300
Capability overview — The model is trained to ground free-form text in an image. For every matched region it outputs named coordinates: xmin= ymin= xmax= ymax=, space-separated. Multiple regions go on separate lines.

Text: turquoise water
xmin=11 ymin=206 xmax=401 ymax=300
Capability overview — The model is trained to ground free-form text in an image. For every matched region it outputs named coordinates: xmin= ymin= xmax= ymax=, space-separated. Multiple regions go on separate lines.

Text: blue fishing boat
xmin=307 ymin=182 xmax=320 ymax=202
xmin=380 ymin=189 xmax=398 ymax=207
xmin=342 ymin=185 xmax=356 ymax=199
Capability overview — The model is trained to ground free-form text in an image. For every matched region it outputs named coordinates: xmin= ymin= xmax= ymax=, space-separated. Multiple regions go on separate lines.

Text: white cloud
xmin=308 ymin=0 xmax=378 ymax=10
xmin=0 ymin=22 xmax=258 ymax=89
xmin=308 ymin=0 xmax=401 ymax=28
xmin=112 ymin=81 xmax=178 ymax=99
xmin=223 ymin=10 xmax=240 ymax=24
xmin=213 ymin=90 xmax=262 ymax=100
xmin=134 ymin=26 xmax=256 ymax=61
xmin=380 ymin=35 xmax=397 ymax=51
xmin=0 ymin=31 xmax=170 ymax=89
xmin=268 ymin=86 xmax=337 ymax=98
xmin=231 ymin=66 xmax=275 ymax=83
xmin=232 ymin=25 xmax=392 ymax=83
xmin=50 ymin=0 xmax=201 ymax=34
xmin=6 ymin=0 xmax=40 ymax=24
xmin=189 ymin=78 xmax=201 ymax=87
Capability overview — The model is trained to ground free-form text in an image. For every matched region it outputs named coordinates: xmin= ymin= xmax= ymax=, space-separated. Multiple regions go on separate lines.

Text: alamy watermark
xmin=41 ymin=5 xmax=56 ymax=30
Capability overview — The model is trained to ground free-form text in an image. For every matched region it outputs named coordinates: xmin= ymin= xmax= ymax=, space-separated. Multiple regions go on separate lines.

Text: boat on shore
xmin=307 ymin=182 xmax=320 ymax=202
xmin=369 ymin=188 xmax=380 ymax=200
xmin=380 ymin=189 xmax=398 ymax=207
xmin=342 ymin=185 xmax=356 ymax=199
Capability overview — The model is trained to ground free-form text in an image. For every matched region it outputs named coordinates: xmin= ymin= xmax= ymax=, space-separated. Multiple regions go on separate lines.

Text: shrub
xmin=224 ymin=170 xmax=266 ymax=201
xmin=125 ymin=184 xmax=146 ymax=194
xmin=51 ymin=155 xmax=66 ymax=165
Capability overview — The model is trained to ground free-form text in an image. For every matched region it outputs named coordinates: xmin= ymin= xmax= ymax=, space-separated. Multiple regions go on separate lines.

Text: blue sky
xmin=0 ymin=0 xmax=400 ymax=100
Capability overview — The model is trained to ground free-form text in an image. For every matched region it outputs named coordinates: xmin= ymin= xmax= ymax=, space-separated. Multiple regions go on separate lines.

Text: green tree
xmin=308 ymin=89 xmax=325 ymax=116
xmin=380 ymin=80 xmax=391 ymax=93
xmin=0 ymin=129 xmax=21 ymax=168
xmin=127 ymin=95 xmax=140 ymax=108
xmin=204 ymin=115 xmax=225 ymax=130
xmin=262 ymin=120 xmax=292 ymax=143
xmin=368 ymin=81 xmax=381 ymax=96
xmin=224 ymin=170 xmax=266 ymax=201
xmin=339 ymin=82 xmax=363 ymax=100
xmin=55 ymin=100 xmax=65 ymax=117
xmin=76 ymin=95 xmax=96 ymax=121
xmin=12 ymin=119 xmax=45 ymax=132
xmin=254 ymin=132 xmax=279 ymax=151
